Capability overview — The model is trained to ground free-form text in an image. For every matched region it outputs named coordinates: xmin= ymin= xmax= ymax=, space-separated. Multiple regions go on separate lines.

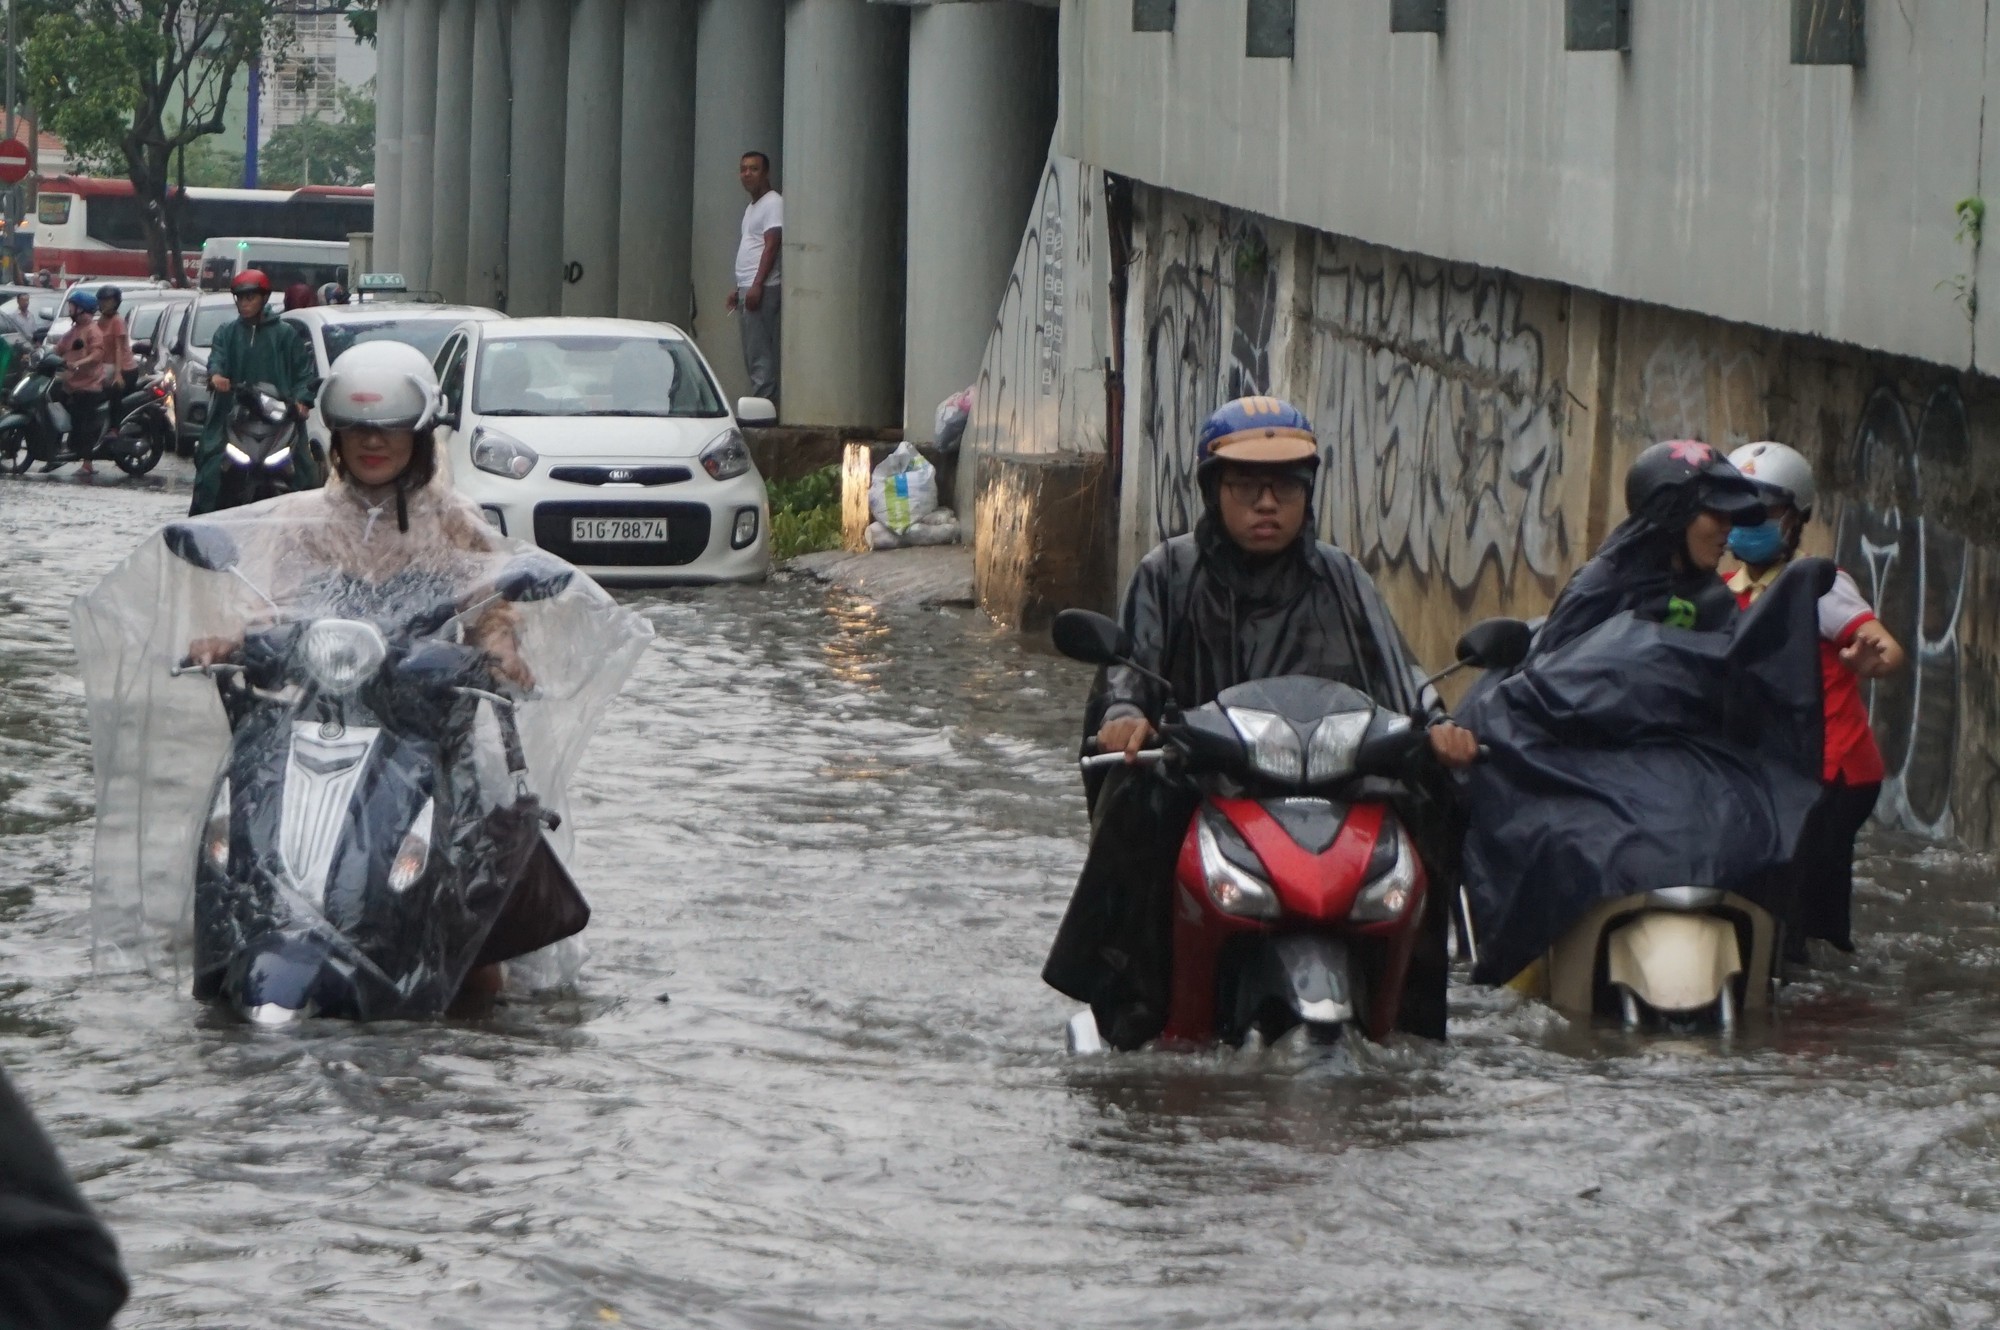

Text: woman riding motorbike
xmin=73 ymin=343 xmax=653 ymax=1014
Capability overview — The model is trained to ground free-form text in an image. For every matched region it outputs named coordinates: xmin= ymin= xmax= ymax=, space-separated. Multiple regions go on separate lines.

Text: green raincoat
xmin=190 ymin=309 xmax=320 ymax=514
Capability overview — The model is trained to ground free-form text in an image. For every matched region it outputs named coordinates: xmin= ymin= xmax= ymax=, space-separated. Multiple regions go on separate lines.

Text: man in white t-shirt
xmin=725 ymin=150 xmax=783 ymax=404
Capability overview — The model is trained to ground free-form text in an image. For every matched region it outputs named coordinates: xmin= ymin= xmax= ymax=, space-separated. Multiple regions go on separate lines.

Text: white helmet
xmin=320 ymin=341 xmax=440 ymax=433
xmin=1728 ymin=441 xmax=1816 ymax=518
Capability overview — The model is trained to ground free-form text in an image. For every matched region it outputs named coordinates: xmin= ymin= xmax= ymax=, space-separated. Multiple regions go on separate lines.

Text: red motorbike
xmin=1052 ymin=609 xmax=1529 ymax=1051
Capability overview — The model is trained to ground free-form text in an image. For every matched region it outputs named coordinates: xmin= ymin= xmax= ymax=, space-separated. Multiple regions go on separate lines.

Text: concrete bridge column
xmin=904 ymin=2 xmax=1057 ymax=440
xmin=507 ymin=0 xmax=571 ymax=316
xmin=617 ymin=0 xmax=697 ymax=325
xmin=781 ymin=0 xmax=909 ymax=426
xmin=690 ymin=0 xmax=785 ymax=399
xmin=465 ymin=0 xmax=511 ymax=308
xmin=398 ymin=0 xmax=440 ymax=292
xmin=428 ymin=0 xmax=475 ymax=303
xmin=372 ymin=0 xmax=407 ymax=273
xmin=561 ymin=0 xmax=623 ymax=317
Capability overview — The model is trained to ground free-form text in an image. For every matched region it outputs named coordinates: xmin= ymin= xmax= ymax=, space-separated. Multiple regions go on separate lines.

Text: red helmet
xmin=230 ymin=269 xmax=272 ymax=296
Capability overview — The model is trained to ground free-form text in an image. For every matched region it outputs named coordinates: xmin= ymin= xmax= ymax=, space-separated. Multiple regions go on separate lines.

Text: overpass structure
xmin=370 ymin=0 xmax=1056 ymax=431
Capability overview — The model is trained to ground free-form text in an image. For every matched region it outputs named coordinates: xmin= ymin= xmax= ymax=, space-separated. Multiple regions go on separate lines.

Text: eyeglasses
xmin=1220 ymin=475 xmax=1310 ymax=504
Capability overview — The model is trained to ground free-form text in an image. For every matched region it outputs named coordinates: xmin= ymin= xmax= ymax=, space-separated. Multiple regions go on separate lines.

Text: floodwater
xmin=4 ymin=468 xmax=2000 ymax=1329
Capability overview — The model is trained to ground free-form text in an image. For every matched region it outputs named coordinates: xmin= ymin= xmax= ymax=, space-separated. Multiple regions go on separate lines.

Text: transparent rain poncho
xmin=71 ymin=475 xmax=654 ymax=1015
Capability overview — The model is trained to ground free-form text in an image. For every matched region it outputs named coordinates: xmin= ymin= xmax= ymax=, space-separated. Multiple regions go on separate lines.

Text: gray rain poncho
xmin=71 ymin=472 xmax=653 ymax=1007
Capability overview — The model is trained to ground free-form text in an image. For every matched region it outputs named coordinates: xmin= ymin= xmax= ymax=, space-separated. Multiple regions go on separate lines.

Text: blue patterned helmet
xmin=1195 ymin=397 xmax=1319 ymax=478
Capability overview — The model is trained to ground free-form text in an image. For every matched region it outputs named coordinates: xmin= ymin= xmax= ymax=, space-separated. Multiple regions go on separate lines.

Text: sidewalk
xmin=787 ymin=546 xmax=975 ymax=610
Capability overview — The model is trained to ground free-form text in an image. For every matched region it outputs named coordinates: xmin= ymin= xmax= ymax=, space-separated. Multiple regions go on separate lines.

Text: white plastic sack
xmin=900 ymin=508 xmax=962 ymax=547
xmin=868 ymin=442 xmax=938 ymax=534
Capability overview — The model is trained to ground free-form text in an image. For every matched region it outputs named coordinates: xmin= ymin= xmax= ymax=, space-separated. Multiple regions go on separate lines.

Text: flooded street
xmin=5 ymin=472 xmax=2000 ymax=1329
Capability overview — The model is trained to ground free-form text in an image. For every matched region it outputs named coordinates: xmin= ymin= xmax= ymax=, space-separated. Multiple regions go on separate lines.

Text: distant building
xmin=259 ymin=3 xmax=377 ymax=144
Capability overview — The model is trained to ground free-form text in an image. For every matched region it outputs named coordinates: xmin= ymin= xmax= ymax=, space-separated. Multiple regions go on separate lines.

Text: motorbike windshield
xmin=71 ymin=481 xmax=655 ymax=1014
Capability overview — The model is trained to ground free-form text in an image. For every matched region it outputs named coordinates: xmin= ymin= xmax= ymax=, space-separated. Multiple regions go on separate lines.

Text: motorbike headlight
xmin=699 ymin=428 xmax=751 ymax=481
xmin=471 ymin=428 xmax=538 ymax=479
xmin=204 ymin=780 xmax=231 ymax=871
xmin=298 ymin=619 xmax=388 ymax=695
xmin=1226 ymin=708 xmax=1303 ymax=783
xmin=224 ymin=442 xmax=251 ymax=465
xmin=1352 ymin=824 xmax=1421 ymax=923
xmin=388 ymin=799 xmax=434 ymax=893
xmin=1306 ymin=711 xmax=1375 ymax=784
xmin=265 ymin=446 xmax=292 ymax=470
xmin=258 ymin=393 xmax=287 ymax=424
xmin=1197 ymin=818 xmax=1280 ymax=921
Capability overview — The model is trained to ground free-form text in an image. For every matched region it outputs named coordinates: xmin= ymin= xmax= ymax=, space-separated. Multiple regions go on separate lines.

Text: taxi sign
xmin=358 ymin=272 xmax=407 ymax=291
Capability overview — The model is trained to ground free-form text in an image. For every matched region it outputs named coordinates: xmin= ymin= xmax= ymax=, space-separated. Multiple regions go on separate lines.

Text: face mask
xmin=1727 ymin=520 xmax=1785 ymax=565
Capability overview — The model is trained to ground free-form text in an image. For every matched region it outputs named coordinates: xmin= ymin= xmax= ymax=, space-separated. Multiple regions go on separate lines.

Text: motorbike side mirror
xmin=1052 ymin=608 xmax=1132 ymax=666
xmin=435 ymin=405 xmax=460 ymax=430
xmin=1454 ymin=618 xmax=1534 ymax=672
xmin=493 ymin=554 xmax=573 ymax=603
xmin=163 ymin=522 xmax=241 ymax=573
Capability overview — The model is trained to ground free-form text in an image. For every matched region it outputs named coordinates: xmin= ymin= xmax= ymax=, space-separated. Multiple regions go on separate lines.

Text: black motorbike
xmin=107 ymin=370 xmax=175 ymax=475
xmin=0 ymin=350 xmax=160 ymax=477
xmin=214 ymin=381 xmax=307 ymax=509
xmin=165 ymin=522 xmax=591 ymax=1024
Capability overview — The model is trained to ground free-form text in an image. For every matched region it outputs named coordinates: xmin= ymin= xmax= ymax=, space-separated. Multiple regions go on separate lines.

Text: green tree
xmin=260 ymin=80 xmax=373 ymax=187
xmin=22 ymin=1 xmax=300 ymax=281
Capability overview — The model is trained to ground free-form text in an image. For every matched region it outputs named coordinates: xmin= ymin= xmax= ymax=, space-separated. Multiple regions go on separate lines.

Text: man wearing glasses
xmin=1043 ymin=396 xmax=1479 ymax=1048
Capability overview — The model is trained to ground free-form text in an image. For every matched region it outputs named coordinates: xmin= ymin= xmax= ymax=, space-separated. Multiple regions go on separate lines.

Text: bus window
xmin=38 ymin=194 xmax=71 ymax=226
xmin=261 ymin=262 xmax=347 ymax=292
xmin=84 ymin=194 xmax=148 ymax=248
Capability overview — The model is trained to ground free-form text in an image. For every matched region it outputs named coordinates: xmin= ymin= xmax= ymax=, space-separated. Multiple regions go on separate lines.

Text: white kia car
xmin=282 ymin=302 xmax=507 ymax=462
xmin=430 ymin=318 xmax=775 ymax=584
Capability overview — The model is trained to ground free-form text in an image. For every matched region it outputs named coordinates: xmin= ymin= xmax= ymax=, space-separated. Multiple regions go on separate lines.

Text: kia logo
xmin=608 ymin=469 xmax=632 ymax=482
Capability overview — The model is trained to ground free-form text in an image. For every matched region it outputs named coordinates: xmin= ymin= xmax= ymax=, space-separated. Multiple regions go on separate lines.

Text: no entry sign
xmin=0 ymin=141 xmax=28 ymax=186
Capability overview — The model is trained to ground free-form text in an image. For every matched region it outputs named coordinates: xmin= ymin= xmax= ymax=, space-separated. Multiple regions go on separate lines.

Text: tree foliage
xmin=22 ymin=1 xmax=300 ymax=280
xmin=260 ymin=81 xmax=373 ymax=187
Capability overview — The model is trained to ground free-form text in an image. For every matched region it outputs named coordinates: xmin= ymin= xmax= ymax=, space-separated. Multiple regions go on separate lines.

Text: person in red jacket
xmin=1725 ymin=441 xmax=1906 ymax=962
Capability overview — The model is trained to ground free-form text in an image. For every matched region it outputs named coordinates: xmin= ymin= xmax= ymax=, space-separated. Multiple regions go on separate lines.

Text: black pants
xmin=60 ymin=388 xmax=105 ymax=455
xmin=1787 ymin=779 xmax=1880 ymax=953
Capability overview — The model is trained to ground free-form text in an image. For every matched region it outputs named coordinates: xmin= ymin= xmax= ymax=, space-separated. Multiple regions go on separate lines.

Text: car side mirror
xmin=735 ymin=395 xmax=778 ymax=427
xmin=164 ymin=521 xmax=240 ymax=573
xmin=1454 ymin=617 xmax=1533 ymax=672
xmin=493 ymin=553 xmax=573 ymax=603
xmin=1052 ymin=608 xmax=1132 ymax=666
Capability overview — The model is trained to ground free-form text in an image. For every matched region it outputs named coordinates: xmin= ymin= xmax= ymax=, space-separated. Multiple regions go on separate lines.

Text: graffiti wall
xmin=956 ymin=151 xmax=1114 ymax=517
xmin=1121 ymin=184 xmax=2000 ymax=848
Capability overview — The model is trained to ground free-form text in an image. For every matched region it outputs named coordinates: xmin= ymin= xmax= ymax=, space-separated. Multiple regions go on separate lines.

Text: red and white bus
xmin=27 ymin=175 xmax=373 ymax=281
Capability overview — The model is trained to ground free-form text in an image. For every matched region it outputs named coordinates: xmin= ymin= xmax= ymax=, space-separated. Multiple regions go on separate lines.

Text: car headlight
xmin=298 ymin=619 xmax=388 ymax=695
xmin=700 ymin=428 xmax=751 ymax=480
xmin=1306 ymin=711 xmax=1375 ymax=783
xmin=1352 ymin=824 xmax=1420 ymax=923
xmin=471 ymin=428 xmax=538 ymax=479
xmin=1226 ymin=708 xmax=1303 ymax=783
xmin=1197 ymin=818 xmax=1280 ymax=920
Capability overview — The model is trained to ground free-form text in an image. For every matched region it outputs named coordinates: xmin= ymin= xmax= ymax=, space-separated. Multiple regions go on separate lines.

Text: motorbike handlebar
xmin=1079 ymin=749 xmax=1167 ymax=772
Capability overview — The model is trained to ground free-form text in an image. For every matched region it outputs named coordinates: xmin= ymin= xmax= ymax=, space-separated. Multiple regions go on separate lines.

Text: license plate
xmin=571 ymin=516 xmax=669 ymax=543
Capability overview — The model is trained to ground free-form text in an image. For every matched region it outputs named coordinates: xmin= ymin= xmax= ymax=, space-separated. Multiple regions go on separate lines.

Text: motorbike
xmin=0 ymin=350 xmax=162 ymax=477
xmin=1051 ymin=608 xmax=1532 ymax=1052
xmin=163 ymin=521 xmax=591 ymax=1024
xmin=214 ymin=381 xmax=307 ymax=509
xmin=107 ymin=369 xmax=176 ymax=475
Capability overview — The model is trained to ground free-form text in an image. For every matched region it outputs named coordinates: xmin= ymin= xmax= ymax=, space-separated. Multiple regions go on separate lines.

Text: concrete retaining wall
xmin=1121 ymin=183 xmax=2000 ymax=848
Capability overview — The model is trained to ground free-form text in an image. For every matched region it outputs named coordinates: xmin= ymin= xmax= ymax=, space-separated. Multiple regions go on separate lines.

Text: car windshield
xmin=324 ymin=319 xmax=466 ymax=364
xmin=470 ymin=335 xmax=726 ymax=418
xmin=191 ymin=304 xmax=237 ymax=348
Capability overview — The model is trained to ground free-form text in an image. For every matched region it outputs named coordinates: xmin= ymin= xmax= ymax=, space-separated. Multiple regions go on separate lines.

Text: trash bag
xmin=69 ymin=476 xmax=654 ymax=1015
xmin=865 ymin=508 xmax=961 ymax=550
xmin=1454 ymin=558 xmax=1832 ymax=987
xmin=869 ymin=441 xmax=939 ymax=534
xmin=933 ymin=387 xmax=974 ymax=454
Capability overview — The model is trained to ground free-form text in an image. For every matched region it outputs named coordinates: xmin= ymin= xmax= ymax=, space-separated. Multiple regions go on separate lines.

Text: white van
xmin=198 ymin=237 xmax=349 ymax=294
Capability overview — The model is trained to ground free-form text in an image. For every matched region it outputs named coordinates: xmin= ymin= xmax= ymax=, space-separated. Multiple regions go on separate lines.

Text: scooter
xmin=0 ymin=351 xmax=153 ymax=477
xmin=1524 ymin=889 xmax=1777 ymax=1032
xmin=164 ymin=521 xmax=590 ymax=1024
xmin=213 ymin=381 xmax=306 ymax=510
xmin=1052 ymin=609 xmax=1532 ymax=1052
xmin=105 ymin=369 xmax=175 ymax=477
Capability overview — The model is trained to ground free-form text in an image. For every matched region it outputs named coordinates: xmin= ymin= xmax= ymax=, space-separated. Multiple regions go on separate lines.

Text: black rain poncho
xmin=1454 ymin=556 xmax=1832 ymax=987
xmin=1042 ymin=517 xmax=1449 ymax=1046
xmin=0 ymin=1068 xmax=128 ymax=1330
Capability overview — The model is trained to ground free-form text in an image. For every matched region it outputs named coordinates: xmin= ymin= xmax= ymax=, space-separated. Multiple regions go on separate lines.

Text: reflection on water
xmin=2 ymin=475 xmax=2000 ymax=1326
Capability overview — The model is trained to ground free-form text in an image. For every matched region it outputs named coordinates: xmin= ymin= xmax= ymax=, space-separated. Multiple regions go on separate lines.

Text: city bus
xmin=28 ymin=175 xmax=373 ymax=281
